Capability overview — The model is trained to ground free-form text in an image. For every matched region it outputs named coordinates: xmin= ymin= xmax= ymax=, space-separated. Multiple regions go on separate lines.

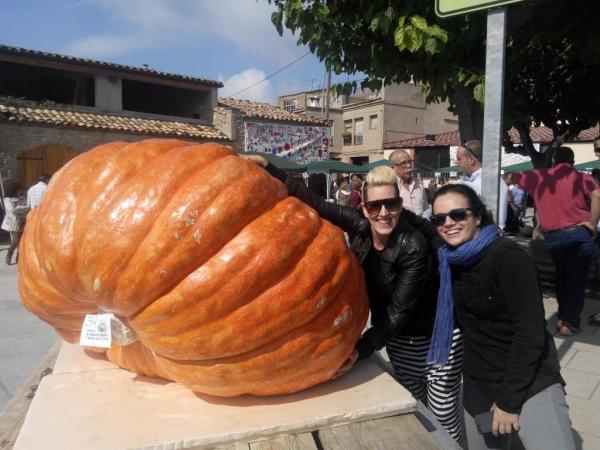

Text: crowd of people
xmin=243 ymin=139 xmax=600 ymax=449
xmin=1 ymin=173 xmax=50 ymax=265
xmin=330 ymin=141 xmax=530 ymax=234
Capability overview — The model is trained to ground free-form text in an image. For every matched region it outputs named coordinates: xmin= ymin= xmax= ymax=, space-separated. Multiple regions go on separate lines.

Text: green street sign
xmin=436 ymin=0 xmax=524 ymax=17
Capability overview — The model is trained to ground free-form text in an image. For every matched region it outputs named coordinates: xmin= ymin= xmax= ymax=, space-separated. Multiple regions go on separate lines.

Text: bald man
xmin=456 ymin=139 xmax=509 ymax=231
xmin=389 ymin=149 xmax=431 ymax=217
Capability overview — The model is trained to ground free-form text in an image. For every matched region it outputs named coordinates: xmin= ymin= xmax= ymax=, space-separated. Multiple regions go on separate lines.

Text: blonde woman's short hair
xmin=362 ymin=166 xmax=399 ymax=201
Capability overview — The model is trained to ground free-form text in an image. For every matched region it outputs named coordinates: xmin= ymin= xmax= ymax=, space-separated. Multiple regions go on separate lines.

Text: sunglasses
xmin=430 ymin=208 xmax=473 ymax=226
xmin=364 ymin=197 xmax=402 ymax=215
xmin=391 ymin=160 xmax=415 ymax=168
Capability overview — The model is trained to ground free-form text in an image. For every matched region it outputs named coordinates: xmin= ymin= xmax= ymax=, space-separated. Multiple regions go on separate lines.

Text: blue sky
xmin=1 ymin=0 xmax=359 ymax=104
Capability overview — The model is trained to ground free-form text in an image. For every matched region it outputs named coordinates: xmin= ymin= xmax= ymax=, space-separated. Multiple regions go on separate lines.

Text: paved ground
xmin=0 ymin=247 xmax=57 ymax=410
xmin=544 ymin=293 xmax=600 ymax=450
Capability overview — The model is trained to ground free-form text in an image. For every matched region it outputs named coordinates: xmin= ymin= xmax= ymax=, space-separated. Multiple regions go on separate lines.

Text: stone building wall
xmin=0 ymin=122 xmax=213 ymax=184
xmin=212 ymin=107 xmax=247 ymax=152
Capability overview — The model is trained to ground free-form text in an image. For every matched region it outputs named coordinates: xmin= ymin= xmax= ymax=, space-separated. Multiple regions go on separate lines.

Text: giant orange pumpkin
xmin=18 ymin=139 xmax=369 ymax=396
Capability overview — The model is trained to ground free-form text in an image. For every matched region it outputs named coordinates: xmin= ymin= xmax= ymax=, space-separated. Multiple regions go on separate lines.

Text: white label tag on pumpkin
xmin=79 ymin=314 xmax=112 ymax=348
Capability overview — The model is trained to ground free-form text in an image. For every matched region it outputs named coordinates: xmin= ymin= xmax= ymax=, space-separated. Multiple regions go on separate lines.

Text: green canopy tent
xmin=364 ymin=159 xmax=436 ymax=173
xmin=306 ymin=160 xmax=368 ymax=174
xmin=364 ymin=159 xmax=389 ymax=171
xmin=306 ymin=160 xmax=370 ymax=200
xmin=436 ymin=165 xmax=459 ymax=173
xmin=502 ymin=161 xmax=534 ymax=173
xmin=240 ymin=151 xmax=306 ymax=173
xmin=575 ymin=159 xmax=600 ymax=171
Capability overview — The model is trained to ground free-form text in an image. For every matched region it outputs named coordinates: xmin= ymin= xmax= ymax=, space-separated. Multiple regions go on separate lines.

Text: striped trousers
xmin=386 ymin=328 xmax=463 ymax=443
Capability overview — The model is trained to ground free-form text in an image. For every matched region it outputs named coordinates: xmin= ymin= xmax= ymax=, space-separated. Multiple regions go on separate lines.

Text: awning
xmin=575 ymin=159 xmax=600 ymax=171
xmin=436 ymin=165 xmax=460 ymax=173
xmin=241 ymin=152 xmax=306 ymax=173
xmin=307 ymin=160 xmax=369 ymax=174
xmin=502 ymin=161 xmax=534 ymax=173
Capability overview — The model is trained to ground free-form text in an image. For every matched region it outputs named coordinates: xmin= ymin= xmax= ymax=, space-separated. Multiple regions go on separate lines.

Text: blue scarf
xmin=426 ymin=224 xmax=499 ymax=366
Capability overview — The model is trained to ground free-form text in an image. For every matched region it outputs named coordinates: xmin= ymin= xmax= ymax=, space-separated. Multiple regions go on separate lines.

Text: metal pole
xmin=481 ymin=7 xmax=506 ymax=225
xmin=325 ymin=68 xmax=331 ymax=121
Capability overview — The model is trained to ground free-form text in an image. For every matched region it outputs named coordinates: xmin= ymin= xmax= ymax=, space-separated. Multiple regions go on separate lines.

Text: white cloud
xmin=63 ymin=0 xmax=306 ymax=63
xmin=64 ymin=34 xmax=145 ymax=59
xmin=220 ymin=68 xmax=272 ymax=103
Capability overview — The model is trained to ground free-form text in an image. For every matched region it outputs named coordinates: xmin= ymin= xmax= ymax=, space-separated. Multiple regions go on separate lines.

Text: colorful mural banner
xmin=244 ymin=121 xmax=330 ymax=164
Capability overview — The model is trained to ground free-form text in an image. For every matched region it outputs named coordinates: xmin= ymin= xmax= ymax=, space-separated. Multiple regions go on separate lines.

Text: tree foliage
xmin=269 ymin=0 xmax=600 ymax=166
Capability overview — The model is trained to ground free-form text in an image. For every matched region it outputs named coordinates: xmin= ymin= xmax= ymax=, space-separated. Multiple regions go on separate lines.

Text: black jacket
xmin=265 ymin=164 xmax=441 ymax=359
xmin=452 ymin=238 xmax=564 ymax=414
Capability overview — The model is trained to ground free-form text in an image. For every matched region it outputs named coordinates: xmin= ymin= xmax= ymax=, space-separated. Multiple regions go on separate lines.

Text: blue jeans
xmin=544 ymin=227 xmax=596 ymax=328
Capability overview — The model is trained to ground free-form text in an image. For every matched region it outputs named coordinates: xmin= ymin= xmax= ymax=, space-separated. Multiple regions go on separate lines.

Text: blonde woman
xmin=244 ymin=156 xmax=463 ymax=443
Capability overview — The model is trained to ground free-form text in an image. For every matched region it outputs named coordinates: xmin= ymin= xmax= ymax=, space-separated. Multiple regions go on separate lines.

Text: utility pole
xmin=325 ymin=67 xmax=331 ymax=121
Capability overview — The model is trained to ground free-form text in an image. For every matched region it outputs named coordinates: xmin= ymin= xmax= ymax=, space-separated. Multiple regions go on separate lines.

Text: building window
xmin=369 ymin=114 xmax=379 ymax=129
xmin=307 ymin=96 xmax=321 ymax=107
xmin=283 ymin=99 xmax=298 ymax=111
xmin=343 ymin=120 xmax=353 ymax=145
xmin=354 ymin=118 xmax=364 ymax=145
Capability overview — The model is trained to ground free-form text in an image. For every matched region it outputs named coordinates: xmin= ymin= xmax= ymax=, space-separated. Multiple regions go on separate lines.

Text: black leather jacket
xmin=265 ymin=164 xmax=441 ymax=359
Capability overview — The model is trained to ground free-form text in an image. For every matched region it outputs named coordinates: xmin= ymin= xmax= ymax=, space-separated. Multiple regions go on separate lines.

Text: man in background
xmin=512 ymin=147 xmax=600 ymax=334
xmin=456 ymin=139 xmax=509 ymax=231
xmin=27 ymin=173 xmax=50 ymax=209
xmin=389 ymin=149 xmax=430 ymax=217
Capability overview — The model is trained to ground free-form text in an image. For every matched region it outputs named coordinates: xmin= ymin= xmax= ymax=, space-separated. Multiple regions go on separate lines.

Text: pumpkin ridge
xmin=73 ymin=145 xmax=235 ymax=313
xmin=153 ymin=291 xmax=358 ymax=367
xmin=143 ymin=279 xmax=366 ymax=395
xmin=126 ymin=191 xmax=292 ymax=329
xmin=138 ymin=247 xmax=361 ymax=369
xmin=30 ymin=141 xmax=132 ymax=301
xmin=128 ymin=195 xmax=311 ymax=323
xmin=129 ymin=197 xmax=323 ymax=359
xmin=108 ymin=156 xmax=288 ymax=317
xmin=166 ymin=220 xmax=350 ymax=359
xmin=31 ymin=140 xmax=186 ymax=303
xmin=19 ymin=222 xmax=96 ymax=333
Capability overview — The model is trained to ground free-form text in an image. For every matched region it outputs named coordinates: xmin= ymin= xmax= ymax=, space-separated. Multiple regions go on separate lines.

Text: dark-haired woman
xmin=243 ymin=155 xmax=463 ymax=442
xmin=1 ymin=182 xmax=29 ymax=264
xmin=429 ymin=183 xmax=573 ymax=449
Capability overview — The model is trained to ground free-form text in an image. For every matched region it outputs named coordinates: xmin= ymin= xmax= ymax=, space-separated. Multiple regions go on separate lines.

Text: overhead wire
xmin=225 ymin=51 xmax=311 ymax=98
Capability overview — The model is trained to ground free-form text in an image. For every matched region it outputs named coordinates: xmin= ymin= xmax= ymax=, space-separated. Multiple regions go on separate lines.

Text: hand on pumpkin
xmin=240 ymin=154 xmax=268 ymax=168
xmin=332 ymin=350 xmax=358 ymax=380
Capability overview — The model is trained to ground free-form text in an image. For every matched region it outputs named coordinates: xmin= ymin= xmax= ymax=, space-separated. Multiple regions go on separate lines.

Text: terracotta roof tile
xmin=218 ymin=98 xmax=329 ymax=126
xmin=0 ymin=103 xmax=229 ymax=140
xmin=0 ymin=44 xmax=223 ymax=87
xmin=384 ymin=125 xmax=600 ymax=148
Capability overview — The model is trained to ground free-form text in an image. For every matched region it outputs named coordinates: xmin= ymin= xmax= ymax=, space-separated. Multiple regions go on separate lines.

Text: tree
xmin=269 ymin=0 xmax=600 ymax=167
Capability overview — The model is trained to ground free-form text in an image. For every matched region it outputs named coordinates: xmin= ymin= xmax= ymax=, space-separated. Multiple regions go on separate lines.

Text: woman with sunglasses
xmin=429 ymin=184 xmax=572 ymax=449
xmin=242 ymin=155 xmax=463 ymax=443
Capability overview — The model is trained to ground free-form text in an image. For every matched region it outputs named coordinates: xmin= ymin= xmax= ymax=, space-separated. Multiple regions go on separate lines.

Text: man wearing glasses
xmin=389 ymin=149 xmax=431 ymax=218
xmin=455 ymin=139 xmax=509 ymax=232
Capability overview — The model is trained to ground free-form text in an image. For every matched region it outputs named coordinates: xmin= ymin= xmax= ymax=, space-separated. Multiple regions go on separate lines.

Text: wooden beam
xmin=317 ymin=415 xmax=443 ymax=450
